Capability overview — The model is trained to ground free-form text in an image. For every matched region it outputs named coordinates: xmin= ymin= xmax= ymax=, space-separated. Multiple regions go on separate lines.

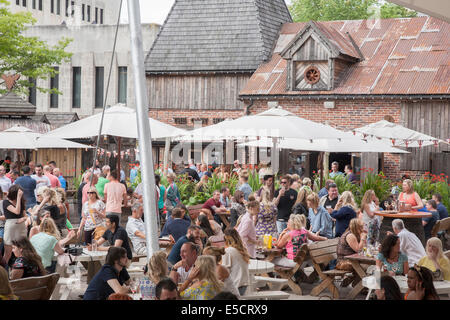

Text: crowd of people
xmin=0 ymin=158 xmax=449 ymax=301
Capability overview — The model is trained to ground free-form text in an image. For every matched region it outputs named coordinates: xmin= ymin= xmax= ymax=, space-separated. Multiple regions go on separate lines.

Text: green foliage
xmin=333 ymin=174 xmax=360 ymax=199
xmin=247 ymin=169 xmax=262 ymax=192
xmin=358 ymin=170 xmax=391 ymax=206
xmin=0 ymin=0 xmax=72 ymax=95
xmin=72 ymin=170 xmax=85 ymax=199
xmin=289 ymin=0 xmax=416 ymax=22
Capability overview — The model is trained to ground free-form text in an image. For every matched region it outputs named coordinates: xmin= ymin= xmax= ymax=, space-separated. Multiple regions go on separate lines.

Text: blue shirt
xmin=14 ymin=175 xmax=36 ymax=208
xmin=308 ymin=206 xmax=333 ymax=238
xmin=58 ymin=176 xmax=67 ymax=190
xmin=437 ymin=203 xmax=449 ymax=220
xmin=83 ymin=264 xmax=130 ymax=300
xmin=167 ymin=235 xmax=189 ymax=265
xmin=318 ymin=187 xmax=328 ymax=198
xmin=330 ymin=206 xmax=357 ymax=238
xmin=130 ymin=168 xmax=138 ymax=184
xmin=160 ymin=218 xmax=191 ymax=242
xmin=423 ymin=210 xmax=440 ymax=240
xmin=329 ymin=171 xmax=344 ymax=178
xmin=377 ymin=252 xmax=408 ymax=275
xmin=238 ymin=183 xmax=252 ymax=201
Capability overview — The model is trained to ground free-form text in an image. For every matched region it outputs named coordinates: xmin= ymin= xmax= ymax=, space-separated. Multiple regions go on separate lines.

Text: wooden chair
xmin=307 ymin=238 xmax=349 ymax=299
xmin=10 ymin=273 xmax=60 ymax=300
xmin=431 ymin=217 xmax=450 ymax=237
xmin=273 ymin=243 xmax=313 ymax=295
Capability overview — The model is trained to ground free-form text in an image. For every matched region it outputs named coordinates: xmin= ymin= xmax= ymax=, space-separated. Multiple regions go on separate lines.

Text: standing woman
xmin=399 ymin=179 xmax=424 ymax=211
xmin=9 ymin=237 xmax=46 ymax=280
xmin=77 ymin=187 xmax=106 ymax=245
xmin=307 ymin=193 xmax=333 ymax=239
xmin=165 ymin=173 xmax=181 ymax=219
xmin=331 ymin=191 xmax=358 ymax=238
xmin=255 ymin=187 xmax=278 ymax=238
xmin=230 ymin=190 xmax=246 ymax=228
xmin=360 ymin=189 xmax=381 ymax=245
xmin=2 ymin=185 xmax=28 ymax=267
xmin=292 ymin=187 xmax=311 ymax=229
xmin=55 ymin=188 xmax=69 ymax=236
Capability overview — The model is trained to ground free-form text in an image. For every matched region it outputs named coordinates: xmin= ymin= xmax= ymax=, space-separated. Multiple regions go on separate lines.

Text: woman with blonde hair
xmin=292 ymin=187 xmax=311 ymax=228
xmin=30 ymin=217 xmax=75 ymax=273
xmin=0 ymin=266 xmax=18 ymax=300
xmin=203 ymin=246 xmax=240 ymax=297
xmin=222 ymin=228 xmax=250 ymax=295
xmin=336 ymin=218 xmax=368 ymax=275
xmin=361 ymin=189 xmax=381 ymax=245
xmin=307 ymin=193 xmax=333 ymax=238
xmin=77 ymin=186 xmax=106 ymax=244
xmin=274 ymin=214 xmax=326 ymax=267
xmin=418 ymin=237 xmax=450 ymax=281
xmin=330 ymin=191 xmax=358 ymax=237
xmin=179 ymin=255 xmax=223 ymax=300
xmin=255 ymin=187 xmax=278 ymax=237
xmin=139 ymin=251 xmax=169 ymax=299
xmin=301 ymin=177 xmax=312 ymax=191
xmin=290 ymin=174 xmax=301 ymax=191
xmin=399 ymin=179 xmax=424 ymax=211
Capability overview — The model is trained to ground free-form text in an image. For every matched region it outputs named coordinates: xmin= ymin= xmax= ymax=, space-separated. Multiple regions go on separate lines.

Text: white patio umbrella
xmin=353 ymin=120 xmax=449 ymax=148
xmin=0 ymin=125 xmax=93 ymax=149
xmin=44 ymin=105 xmax=187 ymax=140
xmin=239 ymin=134 xmax=409 ymax=153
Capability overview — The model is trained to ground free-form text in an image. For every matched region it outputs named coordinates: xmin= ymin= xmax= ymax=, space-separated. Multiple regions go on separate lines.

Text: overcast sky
xmin=121 ymin=0 xmax=292 ymax=25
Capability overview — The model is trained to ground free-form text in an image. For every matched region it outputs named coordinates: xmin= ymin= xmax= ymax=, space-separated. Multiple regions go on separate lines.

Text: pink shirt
xmin=236 ymin=212 xmax=256 ymax=258
xmin=104 ymin=181 xmax=126 ymax=213
xmin=45 ymin=173 xmax=61 ymax=188
xmin=286 ymin=228 xmax=308 ymax=260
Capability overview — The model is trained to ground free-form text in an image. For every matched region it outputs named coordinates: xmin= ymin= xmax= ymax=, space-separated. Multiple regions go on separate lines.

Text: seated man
xmin=423 ymin=200 xmax=440 ymax=241
xmin=391 ymin=219 xmax=426 ymax=267
xmin=167 ymin=225 xmax=202 ymax=266
xmin=94 ymin=214 xmax=133 ymax=260
xmin=219 ymin=187 xmax=231 ymax=208
xmin=318 ymin=179 xmax=334 ymax=198
xmin=169 ymin=242 xmax=198 ymax=284
xmin=201 ymin=190 xmax=228 ymax=226
xmin=165 ymin=203 xmax=191 ymax=224
xmin=83 ymin=247 xmax=131 ymax=300
xmin=433 ymin=193 xmax=449 ymax=220
xmin=125 ymin=202 xmax=147 ymax=255
xmin=160 ymin=208 xmax=191 ymax=242
xmin=155 ymin=278 xmax=180 ymax=300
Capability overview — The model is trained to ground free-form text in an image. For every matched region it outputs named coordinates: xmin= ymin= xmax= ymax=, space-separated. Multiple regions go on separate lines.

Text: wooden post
xmin=163 ymin=137 xmax=170 ymax=176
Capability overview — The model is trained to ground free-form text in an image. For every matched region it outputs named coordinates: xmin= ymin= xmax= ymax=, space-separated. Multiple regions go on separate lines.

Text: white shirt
xmin=31 ymin=174 xmax=51 ymax=195
xmin=222 ymin=247 xmax=250 ymax=288
xmin=0 ymin=176 xmax=11 ymax=193
xmin=126 ymin=216 xmax=147 ymax=249
xmin=176 ymin=265 xmax=193 ymax=284
xmin=398 ymin=228 xmax=426 ymax=267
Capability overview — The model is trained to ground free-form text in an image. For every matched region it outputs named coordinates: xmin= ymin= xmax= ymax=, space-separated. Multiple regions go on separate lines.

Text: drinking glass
xmin=130 ymin=278 xmax=139 ymax=294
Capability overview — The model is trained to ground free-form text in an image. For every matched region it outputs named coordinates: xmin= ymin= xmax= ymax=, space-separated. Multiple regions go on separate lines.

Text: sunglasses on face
xmin=281 ymin=181 xmax=287 ymax=184
xmin=88 ymin=192 xmax=96 ymax=194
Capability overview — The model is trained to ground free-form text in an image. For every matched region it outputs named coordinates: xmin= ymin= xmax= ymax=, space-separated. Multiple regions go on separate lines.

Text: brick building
xmin=239 ymin=17 xmax=450 ymax=179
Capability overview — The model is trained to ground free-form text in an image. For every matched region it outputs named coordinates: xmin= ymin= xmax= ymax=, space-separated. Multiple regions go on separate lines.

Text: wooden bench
xmin=432 ymin=217 xmax=450 ymax=237
xmin=307 ymin=238 xmax=349 ymax=299
xmin=10 ymin=273 xmax=60 ymax=300
xmin=240 ymin=291 xmax=290 ymax=300
xmin=254 ymin=276 xmax=288 ymax=291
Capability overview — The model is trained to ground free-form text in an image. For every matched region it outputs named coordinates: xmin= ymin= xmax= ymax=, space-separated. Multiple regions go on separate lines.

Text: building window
xmin=95 ymin=67 xmax=104 ymax=108
xmin=174 ymin=118 xmax=187 ymax=125
xmin=56 ymin=0 xmax=60 ymax=15
xmin=38 ymin=0 xmax=42 ymax=10
xmin=118 ymin=67 xmax=127 ymax=104
xmin=100 ymin=8 xmax=103 ymax=24
xmin=87 ymin=5 xmax=90 ymax=21
xmin=213 ymin=118 xmax=225 ymax=124
xmin=50 ymin=0 xmax=54 ymax=13
xmin=28 ymin=78 xmax=36 ymax=106
xmin=191 ymin=118 xmax=208 ymax=125
xmin=70 ymin=1 xmax=74 ymax=16
xmin=32 ymin=0 xmax=35 ymax=9
xmin=50 ymin=67 xmax=59 ymax=108
xmin=22 ymin=0 xmax=27 ymax=7
xmin=16 ymin=0 xmax=20 ymax=5
xmin=65 ymin=0 xmax=69 ymax=16
xmin=81 ymin=4 xmax=85 ymax=20
xmin=72 ymin=67 xmax=81 ymax=108
xmin=95 ymin=7 xmax=98 ymax=23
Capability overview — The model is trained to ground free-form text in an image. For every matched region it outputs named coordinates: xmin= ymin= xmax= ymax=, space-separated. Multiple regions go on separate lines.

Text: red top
xmin=202 ymin=198 xmax=221 ymax=214
xmin=398 ymin=192 xmax=418 ymax=207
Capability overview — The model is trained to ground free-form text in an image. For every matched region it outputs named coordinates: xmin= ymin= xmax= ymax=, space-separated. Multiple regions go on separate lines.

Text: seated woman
xmin=405 ymin=265 xmax=439 ymax=300
xmin=418 ymin=237 xmax=450 ymax=281
xmin=373 ymin=275 xmax=403 ymax=300
xmin=196 ymin=213 xmax=224 ymax=244
xmin=203 ymin=246 xmax=240 ymax=297
xmin=376 ymin=234 xmax=409 ymax=276
xmin=179 ymin=255 xmax=223 ymax=300
xmin=30 ymin=217 xmax=75 ymax=273
xmin=336 ymin=218 xmax=368 ymax=271
xmin=307 ymin=193 xmax=333 ymax=239
xmin=195 ymin=175 xmax=209 ymax=193
xmin=9 ymin=237 xmax=46 ymax=280
xmin=230 ymin=190 xmax=246 ymax=228
xmin=83 ymin=247 xmax=131 ymax=300
xmin=0 ymin=266 xmax=18 ymax=300
xmin=255 ymin=187 xmax=277 ymax=237
xmin=331 ymin=191 xmax=358 ymax=238
xmin=139 ymin=251 xmax=168 ymax=300
xmin=273 ymin=214 xmax=326 ymax=268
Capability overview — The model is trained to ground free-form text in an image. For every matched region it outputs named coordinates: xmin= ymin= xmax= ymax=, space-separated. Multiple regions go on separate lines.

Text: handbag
xmin=88 ymin=206 xmax=107 ymax=241
xmin=335 ymin=259 xmax=354 ymax=272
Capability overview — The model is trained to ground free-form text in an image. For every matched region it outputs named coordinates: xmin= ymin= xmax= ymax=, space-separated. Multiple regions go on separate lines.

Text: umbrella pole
xmin=163 ymin=137 xmax=170 ymax=176
xmin=117 ymin=137 xmax=121 ymax=177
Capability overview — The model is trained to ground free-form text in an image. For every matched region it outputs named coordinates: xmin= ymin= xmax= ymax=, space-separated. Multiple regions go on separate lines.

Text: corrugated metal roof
xmin=240 ymin=17 xmax=450 ymax=96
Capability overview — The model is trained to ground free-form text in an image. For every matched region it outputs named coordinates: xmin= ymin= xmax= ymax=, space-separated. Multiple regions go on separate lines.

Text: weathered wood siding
xmin=146 ymin=74 xmax=250 ymax=110
xmin=400 ymin=101 xmax=450 ymax=172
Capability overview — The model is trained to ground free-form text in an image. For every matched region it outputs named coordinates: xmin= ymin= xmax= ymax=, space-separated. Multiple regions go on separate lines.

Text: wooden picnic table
xmin=257 ymin=247 xmax=283 ymax=262
xmin=375 ymin=210 xmax=431 ymax=246
xmin=216 ymin=211 xmax=231 ymax=228
xmin=344 ymin=253 xmax=377 ymax=299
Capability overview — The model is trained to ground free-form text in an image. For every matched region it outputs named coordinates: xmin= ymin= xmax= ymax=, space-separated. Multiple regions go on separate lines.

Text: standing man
xmin=96 ymin=165 xmax=111 ymax=199
xmin=319 ymin=183 xmax=340 ymax=213
xmin=31 ymin=164 xmax=51 ymax=194
xmin=103 ymin=170 xmax=127 ymax=226
xmin=344 ymin=164 xmax=358 ymax=184
xmin=14 ymin=165 xmax=37 ymax=210
xmin=28 ymin=161 xmax=36 ymax=175
xmin=53 ymin=168 xmax=67 ymax=191
xmin=180 ymin=161 xmax=200 ymax=182
xmin=48 ymin=161 xmax=57 ymax=174
xmin=43 ymin=165 xmax=61 ymax=188
xmin=238 ymin=172 xmax=252 ymax=201
xmin=0 ymin=165 xmax=11 ymax=196
xmin=129 ymin=161 xmax=140 ymax=185
xmin=274 ymin=175 xmax=298 ymax=233
xmin=329 ymin=161 xmax=344 ymax=178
